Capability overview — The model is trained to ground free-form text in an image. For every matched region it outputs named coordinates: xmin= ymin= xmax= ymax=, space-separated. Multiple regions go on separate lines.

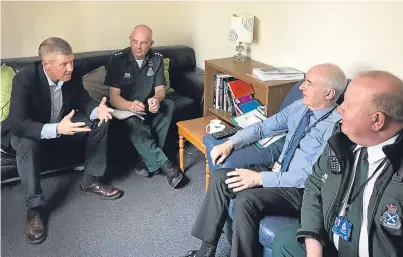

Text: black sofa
xmin=1 ymin=45 xmax=204 ymax=183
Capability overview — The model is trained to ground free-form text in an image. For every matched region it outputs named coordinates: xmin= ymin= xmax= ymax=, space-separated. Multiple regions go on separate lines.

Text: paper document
xmin=231 ymin=109 xmax=287 ymax=148
xmin=256 ymin=133 xmax=287 ymax=148
xmin=231 ymin=109 xmax=266 ymax=128
xmin=112 ymin=109 xmax=145 ymax=120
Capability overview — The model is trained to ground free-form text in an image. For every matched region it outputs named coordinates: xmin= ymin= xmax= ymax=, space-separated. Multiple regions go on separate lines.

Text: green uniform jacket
xmin=297 ymin=123 xmax=403 ymax=257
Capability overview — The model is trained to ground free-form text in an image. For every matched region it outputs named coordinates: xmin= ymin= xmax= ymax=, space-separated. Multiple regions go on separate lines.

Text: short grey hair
xmin=360 ymin=70 xmax=403 ymax=122
xmin=321 ymin=63 xmax=347 ymax=100
xmin=38 ymin=37 xmax=72 ymax=58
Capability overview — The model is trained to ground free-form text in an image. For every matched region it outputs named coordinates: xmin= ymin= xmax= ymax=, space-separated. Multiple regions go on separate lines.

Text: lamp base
xmin=232 ymin=42 xmax=246 ymax=63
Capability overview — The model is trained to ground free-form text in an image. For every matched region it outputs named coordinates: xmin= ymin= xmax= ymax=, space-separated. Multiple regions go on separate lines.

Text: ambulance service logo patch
xmin=147 ymin=67 xmax=154 ymax=76
xmin=380 ymin=204 xmax=401 ymax=230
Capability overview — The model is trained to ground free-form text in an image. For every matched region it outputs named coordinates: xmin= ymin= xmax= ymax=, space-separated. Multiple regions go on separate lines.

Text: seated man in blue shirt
xmin=182 ymin=63 xmax=347 ymax=257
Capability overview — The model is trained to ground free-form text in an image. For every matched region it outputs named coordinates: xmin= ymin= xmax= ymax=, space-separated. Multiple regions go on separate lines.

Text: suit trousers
xmin=10 ymin=114 xmax=109 ymax=209
xmin=123 ymin=99 xmax=174 ymax=172
xmin=191 ymin=168 xmax=304 ymax=257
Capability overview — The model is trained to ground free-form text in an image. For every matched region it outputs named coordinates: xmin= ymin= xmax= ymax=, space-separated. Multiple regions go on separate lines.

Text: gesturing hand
xmin=148 ymin=97 xmax=160 ymax=113
xmin=210 ymin=141 xmax=234 ymax=165
xmin=57 ymin=110 xmax=91 ymax=135
xmin=130 ymin=100 xmax=145 ymax=113
xmin=225 ymin=169 xmax=263 ymax=192
xmin=97 ymin=97 xmax=114 ymax=126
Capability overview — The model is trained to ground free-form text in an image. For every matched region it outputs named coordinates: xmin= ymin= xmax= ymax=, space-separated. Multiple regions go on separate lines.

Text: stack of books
xmin=213 ymin=74 xmax=262 ymax=116
xmin=252 ymin=67 xmax=304 ymax=81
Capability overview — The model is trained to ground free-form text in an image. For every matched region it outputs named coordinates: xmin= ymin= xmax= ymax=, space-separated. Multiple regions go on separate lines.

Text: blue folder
xmin=239 ymin=99 xmax=262 ymax=113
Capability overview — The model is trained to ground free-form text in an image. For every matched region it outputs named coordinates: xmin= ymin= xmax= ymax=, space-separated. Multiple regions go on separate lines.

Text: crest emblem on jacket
xmin=380 ymin=204 xmax=401 ymax=229
xmin=147 ymin=59 xmax=154 ymax=76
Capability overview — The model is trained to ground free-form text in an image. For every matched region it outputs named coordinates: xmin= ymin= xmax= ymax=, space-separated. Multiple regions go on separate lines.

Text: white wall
xmin=2 ymin=1 xmax=402 ymax=79
xmin=1 ymin=1 xmax=192 ymax=58
xmin=187 ymin=1 xmax=403 ymax=79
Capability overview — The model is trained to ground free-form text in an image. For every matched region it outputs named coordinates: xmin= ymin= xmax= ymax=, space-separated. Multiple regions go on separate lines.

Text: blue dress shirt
xmin=228 ymin=99 xmax=340 ymax=188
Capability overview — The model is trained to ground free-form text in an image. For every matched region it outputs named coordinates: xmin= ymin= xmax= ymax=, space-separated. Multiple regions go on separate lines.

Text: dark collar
xmin=328 ymin=125 xmax=403 ymax=169
xmin=127 ymin=48 xmax=152 ymax=63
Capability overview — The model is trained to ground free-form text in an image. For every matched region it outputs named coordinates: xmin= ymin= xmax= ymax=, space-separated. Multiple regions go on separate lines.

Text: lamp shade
xmin=228 ymin=14 xmax=254 ymax=43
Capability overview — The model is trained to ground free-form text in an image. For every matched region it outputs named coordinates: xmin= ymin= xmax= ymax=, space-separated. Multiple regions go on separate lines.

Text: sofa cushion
xmin=1 ymin=64 xmax=16 ymax=121
xmin=164 ymin=58 xmax=175 ymax=95
xmin=82 ymin=65 xmax=108 ymax=103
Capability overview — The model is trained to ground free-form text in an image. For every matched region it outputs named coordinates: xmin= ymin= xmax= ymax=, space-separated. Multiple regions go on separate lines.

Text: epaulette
xmin=112 ymin=47 xmax=129 ymax=58
xmin=153 ymin=51 xmax=163 ymax=59
xmin=113 ymin=51 xmax=124 ymax=57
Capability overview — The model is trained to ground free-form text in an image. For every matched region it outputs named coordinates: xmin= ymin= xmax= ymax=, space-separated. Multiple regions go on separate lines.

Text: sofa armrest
xmin=171 ymin=67 xmax=204 ymax=108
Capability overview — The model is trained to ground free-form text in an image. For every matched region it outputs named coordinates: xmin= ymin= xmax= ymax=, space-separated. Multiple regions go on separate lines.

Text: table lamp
xmin=228 ymin=14 xmax=254 ymax=63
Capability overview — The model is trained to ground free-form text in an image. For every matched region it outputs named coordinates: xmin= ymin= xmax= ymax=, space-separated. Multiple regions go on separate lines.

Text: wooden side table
xmin=177 ymin=116 xmax=219 ymax=191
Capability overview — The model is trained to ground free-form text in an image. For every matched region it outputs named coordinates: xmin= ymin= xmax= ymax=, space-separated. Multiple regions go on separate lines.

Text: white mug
xmin=206 ymin=119 xmax=225 ymax=134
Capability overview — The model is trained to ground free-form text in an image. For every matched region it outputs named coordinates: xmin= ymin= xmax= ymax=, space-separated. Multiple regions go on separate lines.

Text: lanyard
xmin=281 ymin=106 xmax=336 ymax=163
xmin=341 ymin=155 xmax=388 ymax=217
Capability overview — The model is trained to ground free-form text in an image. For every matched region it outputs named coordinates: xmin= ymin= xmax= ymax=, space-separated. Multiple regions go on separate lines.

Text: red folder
xmin=228 ymin=80 xmax=254 ymax=99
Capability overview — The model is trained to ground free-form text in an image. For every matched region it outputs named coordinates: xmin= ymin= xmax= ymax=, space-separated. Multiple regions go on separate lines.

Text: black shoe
xmin=182 ymin=250 xmax=197 ymax=257
xmin=160 ymin=160 xmax=183 ymax=188
xmin=79 ymin=180 xmax=122 ymax=200
xmin=25 ymin=208 xmax=47 ymax=244
xmin=134 ymin=158 xmax=150 ymax=177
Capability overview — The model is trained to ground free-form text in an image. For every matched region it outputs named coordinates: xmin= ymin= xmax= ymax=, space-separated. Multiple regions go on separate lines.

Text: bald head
xmin=357 ymin=71 xmax=403 ymax=122
xmin=129 ymin=24 xmax=154 ymax=59
xmin=310 ymin=63 xmax=347 ymax=99
xmin=131 ymin=24 xmax=153 ymax=41
xmin=300 ymin=63 xmax=346 ymax=110
xmin=338 ymin=70 xmax=403 ymax=146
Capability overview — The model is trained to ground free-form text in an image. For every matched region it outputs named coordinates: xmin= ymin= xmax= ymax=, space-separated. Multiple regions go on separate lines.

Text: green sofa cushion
xmin=1 ymin=64 xmax=16 ymax=122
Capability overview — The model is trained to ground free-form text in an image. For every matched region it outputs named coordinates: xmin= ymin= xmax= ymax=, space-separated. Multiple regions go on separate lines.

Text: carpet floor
xmin=1 ymin=143 xmax=231 ymax=257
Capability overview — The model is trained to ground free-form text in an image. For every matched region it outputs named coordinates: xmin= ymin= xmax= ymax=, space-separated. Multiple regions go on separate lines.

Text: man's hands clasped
xmin=129 ymin=97 xmax=159 ymax=114
xmin=147 ymin=97 xmax=160 ymax=113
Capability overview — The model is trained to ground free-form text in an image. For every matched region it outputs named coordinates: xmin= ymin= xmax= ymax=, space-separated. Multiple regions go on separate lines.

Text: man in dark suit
xmin=1 ymin=37 xmax=122 ymax=244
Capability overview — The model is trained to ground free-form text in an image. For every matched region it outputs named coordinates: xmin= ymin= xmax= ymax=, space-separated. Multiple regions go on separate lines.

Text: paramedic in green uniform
xmin=104 ymin=24 xmax=184 ymax=188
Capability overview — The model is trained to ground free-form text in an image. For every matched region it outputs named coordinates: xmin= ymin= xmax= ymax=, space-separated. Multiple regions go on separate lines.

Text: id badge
xmin=272 ymin=162 xmax=281 ymax=173
xmin=331 ymin=216 xmax=353 ymax=241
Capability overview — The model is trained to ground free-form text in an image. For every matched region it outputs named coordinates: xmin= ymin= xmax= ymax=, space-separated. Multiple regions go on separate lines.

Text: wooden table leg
xmin=179 ymin=135 xmax=184 ymax=172
xmin=205 ymin=157 xmax=210 ymax=191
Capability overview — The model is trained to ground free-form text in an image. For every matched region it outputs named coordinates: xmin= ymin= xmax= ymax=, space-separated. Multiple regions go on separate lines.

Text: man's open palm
xmin=57 ymin=110 xmax=91 ymax=135
xmin=97 ymin=97 xmax=114 ymax=126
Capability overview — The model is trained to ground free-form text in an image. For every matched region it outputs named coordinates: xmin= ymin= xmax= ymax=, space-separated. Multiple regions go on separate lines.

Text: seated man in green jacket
xmin=273 ymin=70 xmax=403 ymax=257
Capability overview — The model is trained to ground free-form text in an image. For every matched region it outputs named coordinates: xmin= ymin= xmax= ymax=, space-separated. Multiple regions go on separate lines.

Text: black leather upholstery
xmin=1 ymin=45 xmax=204 ymax=183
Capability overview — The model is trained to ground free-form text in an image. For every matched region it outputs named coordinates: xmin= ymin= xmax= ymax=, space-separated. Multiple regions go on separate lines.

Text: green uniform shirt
xmin=104 ymin=47 xmax=166 ymax=102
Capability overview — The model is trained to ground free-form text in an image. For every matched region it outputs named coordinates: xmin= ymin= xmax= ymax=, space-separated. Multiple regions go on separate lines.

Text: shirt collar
xmin=354 ymin=135 xmax=399 ymax=163
xmin=311 ymin=103 xmax=337 ymax=119
xmin=43 ymin=66 xmax=64 ymax=87
xmin=128 ymin=49 xmax=151 ymax=63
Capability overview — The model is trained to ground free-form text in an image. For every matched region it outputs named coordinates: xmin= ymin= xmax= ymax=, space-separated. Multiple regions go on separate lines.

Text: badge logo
xmin=147 ymin=67 xmax=154 ymax=76
xmin=381 ymin=204 xmax=401 ymax=229
xmin=321 ymin=173 xmax=328 ymax=183
xmin=124 ymin=73 xmax=131 ymax=79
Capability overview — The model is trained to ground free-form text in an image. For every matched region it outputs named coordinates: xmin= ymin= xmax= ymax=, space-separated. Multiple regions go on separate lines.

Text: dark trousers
xmin=191 ymin=168 xmax=304 ymax=257
xmin=123 ymin=99 xmax=174 ymax=172
xmin=272 ymin=224 xmax=338 ymax=257
xmin=10 ymin=114 xmax=109 ymax=209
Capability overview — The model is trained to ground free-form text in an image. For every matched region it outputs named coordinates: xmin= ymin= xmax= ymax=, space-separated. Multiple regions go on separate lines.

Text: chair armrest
xmin=171 ymin=67 xmax=204 ymax=108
